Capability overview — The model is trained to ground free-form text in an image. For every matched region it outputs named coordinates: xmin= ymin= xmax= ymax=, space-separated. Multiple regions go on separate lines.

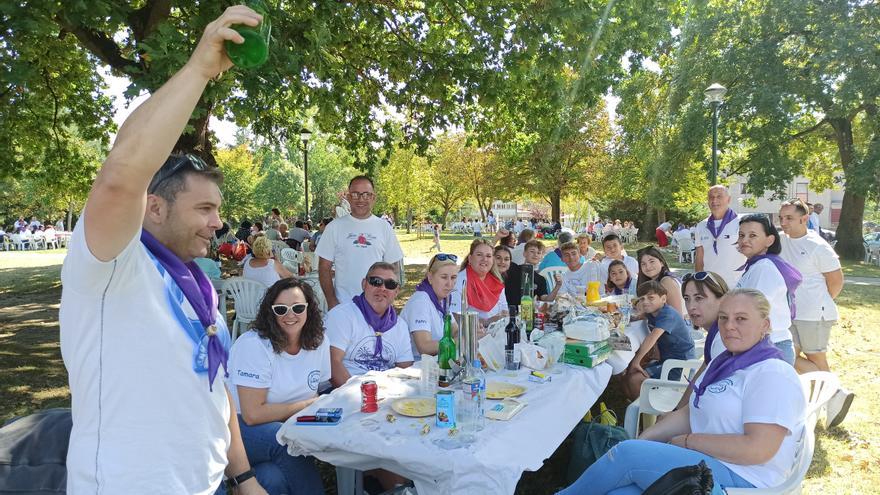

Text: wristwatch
xmin=226 ymin=468 xmax=256 ymax=488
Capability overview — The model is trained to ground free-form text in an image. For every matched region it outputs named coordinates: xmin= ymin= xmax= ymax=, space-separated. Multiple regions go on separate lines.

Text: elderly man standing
xmin=778 ymin=199 xmax=853 ymax=427
xmin=316 ymin=176 xmax=404 ymax=310
xmin=694 ymin=185 xmax=746 ymax=287
xmin=59 ymin=6 xmax=267 ymax=494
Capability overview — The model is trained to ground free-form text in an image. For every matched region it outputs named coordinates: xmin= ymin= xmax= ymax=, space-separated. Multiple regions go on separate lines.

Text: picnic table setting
xmin=277 ymin=291 xmax=641 ymax=495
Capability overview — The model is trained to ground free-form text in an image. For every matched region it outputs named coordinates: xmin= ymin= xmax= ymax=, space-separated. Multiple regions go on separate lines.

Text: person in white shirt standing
xmin=60 ymin=7 xmax=268 ymax=494
xmin=316 ymin=176 xmax=404 ymax=310
xmin=778 ymin=199 xmax=853 ymax=427
xmin=695 ymin=185 xmax=746 ymax=288
xmin=810 ymin=203 xmax=824 ymax=235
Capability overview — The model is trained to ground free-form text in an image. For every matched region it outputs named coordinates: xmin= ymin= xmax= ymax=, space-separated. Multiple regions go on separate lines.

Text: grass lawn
xmin=2 ymin=244 xmax=879 ymax=493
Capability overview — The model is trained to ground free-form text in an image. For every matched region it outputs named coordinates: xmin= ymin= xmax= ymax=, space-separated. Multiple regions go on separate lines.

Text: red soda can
xmin=361 ymin=380 xmax=378 ymax=413
xmin=535 ymin=312 xmax=545 ymax=331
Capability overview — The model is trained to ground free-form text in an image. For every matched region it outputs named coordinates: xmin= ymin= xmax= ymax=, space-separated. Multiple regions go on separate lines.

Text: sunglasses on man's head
xmin=271 ymin=303 xmax=308 ymax=316
xmin=148 ymin=153 xmax=211 ymax=194
xmin=367 ymin=276 xmax=400 ymax=290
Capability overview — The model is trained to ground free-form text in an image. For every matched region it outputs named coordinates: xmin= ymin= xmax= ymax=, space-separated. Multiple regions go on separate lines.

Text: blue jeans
xmin=775 ymin=339 xmax=795 ymax=366
xmin=229 ymin=414 xmax=325 ymax=495
xmin=557 ymin=440 xmax=754 ymax=495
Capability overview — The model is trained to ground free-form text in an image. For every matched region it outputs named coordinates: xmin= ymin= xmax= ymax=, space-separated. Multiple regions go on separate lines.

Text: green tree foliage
xmin=285 ymin=136 xmax=358 ymax=221
xmin=215 ymin=144 xmax=262 ymax=221
xmin=377 ymin=146 xmax=431 ymax=232
xmin=253 ymin=148 xmax=303 ymax=219
xmin=665 ymin=0 xmax=880 ymax=259
xmin=426 ymin=134 xmax=474 ymax=225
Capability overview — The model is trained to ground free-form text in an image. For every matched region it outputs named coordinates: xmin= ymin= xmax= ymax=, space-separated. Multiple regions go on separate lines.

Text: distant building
xmin=491 ymin=200 xmax=534 ymax=223
xmin=728 ymin=175 xmax=844 ymax=228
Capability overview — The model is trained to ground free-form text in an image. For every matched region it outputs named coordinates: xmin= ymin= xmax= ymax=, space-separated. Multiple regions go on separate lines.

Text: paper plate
xmin=391 ymin=397 xmax=436 ymax=417
xmin=486 ymin=382 xmax=527 ymax=400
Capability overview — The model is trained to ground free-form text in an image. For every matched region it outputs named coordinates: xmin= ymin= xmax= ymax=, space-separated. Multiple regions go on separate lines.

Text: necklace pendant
xmin=206 ymin=324 xmax=218 ymax=336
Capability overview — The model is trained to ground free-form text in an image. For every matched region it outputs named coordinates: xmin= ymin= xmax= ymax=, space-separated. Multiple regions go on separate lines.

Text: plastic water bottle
xmin=459 ymin=359 xmax=486 ymax=440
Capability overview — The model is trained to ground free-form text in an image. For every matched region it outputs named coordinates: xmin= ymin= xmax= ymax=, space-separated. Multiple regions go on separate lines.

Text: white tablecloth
xmin=277 ymin=362 xmax=613 ymax=495
xmin=606 ymin=320 xmax=650 ymax=374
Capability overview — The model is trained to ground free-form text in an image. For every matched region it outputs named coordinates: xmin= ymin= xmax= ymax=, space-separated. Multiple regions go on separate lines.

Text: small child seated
xmin=623 ymin=281 xmax=695 ymax=401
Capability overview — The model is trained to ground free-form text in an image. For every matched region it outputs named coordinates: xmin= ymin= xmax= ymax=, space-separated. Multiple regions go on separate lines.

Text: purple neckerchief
xmin=703 ymin=321 xmax=719 ymax=364
xmin=352 ymin=293 xmax=398 ymax=359
xmin=141 ymin=229 xmax=227 ymax=391
xmin=610 ymin=276 xmax=632 ymax=295
xmin=554 ymin=248 xmax=562 ymax=258
xmin=737 ymin=254 xmax=803 ymax=319
xmin=415 ymin=278 xmax=448 ymax=316
xmin=706 ymin=209 xmax=737 ymax=254
xmin=692 ymin=336 xmax=783 ymax=408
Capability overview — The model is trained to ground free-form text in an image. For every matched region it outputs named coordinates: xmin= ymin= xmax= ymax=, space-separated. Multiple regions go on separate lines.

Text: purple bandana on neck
xmin=352 ymin=293 xmax=398 ymax=359
xmin=703 ymin=321 xmax=719 ymax=364
xmin=706 ymin=209 xmax=737 ymax=254
xmin=692 ymin=336 xmax=782 ymax=408
xmin=553 ymin=247 xmax=563 ymax=258
xmin=141 ymin=229 xmax=227 ymax=391
xmin=612 ymin=277 xmax=632 ymax=296
xmin=738 ymin=254 xmax=803 ymax=319
xmin=415 ymin=278 xmax=448 ymax=316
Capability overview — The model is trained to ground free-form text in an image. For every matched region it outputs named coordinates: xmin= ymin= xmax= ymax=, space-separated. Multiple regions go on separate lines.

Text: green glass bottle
xmin=438 ymin=314 xmax=456 ymax=388
xmin=520 ymin=265 xmax=535 ymax=334
xmin=225 ymin=0 xmax=271 ymax=69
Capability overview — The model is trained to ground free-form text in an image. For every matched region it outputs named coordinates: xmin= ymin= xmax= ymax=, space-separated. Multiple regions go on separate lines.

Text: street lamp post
xmin=300 ymin=128 xmax=312 ymax=222
xmin=704 ymin=83 xmax=727 ymax=185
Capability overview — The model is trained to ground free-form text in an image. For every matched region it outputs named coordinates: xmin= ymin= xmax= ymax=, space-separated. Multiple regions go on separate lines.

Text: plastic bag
xmin=519 ymin=343 xmax=548 ymax=370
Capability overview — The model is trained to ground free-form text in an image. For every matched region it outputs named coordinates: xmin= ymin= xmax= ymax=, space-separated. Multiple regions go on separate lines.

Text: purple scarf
xmin=141 ymin=229 xmax=227 ymax=391
xmin=738 ymin=254 xmax=803 ymax=319
xmin=703 ymin=321 xmax=719 ymax=364
xmin=692 ymin=336 xmax=782 ymax=408
xmin=352 ymin=293 xmax=398 ymax=359
xmin=706 ymin=209 xmax=737 ymax=254
xmin=608 ymin=276 xmax=632 ymax=296
xmin=554 ymin=247 xmax=562 ymax=258
xmin=415 ymin=278 xmax=448 ymax=316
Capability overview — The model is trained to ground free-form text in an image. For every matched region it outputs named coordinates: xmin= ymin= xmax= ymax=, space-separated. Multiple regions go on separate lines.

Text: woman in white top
xmin=560 ymin=289 xmax=806 ymax=494
xmin=636 ymin=245 xmax=684 ymax=315
xmin=227 ymin=278 xmax=329 ymax=495
xmin=401 ymin=253 xmax=459 ymax=357
xmin=734 ymin=214 xmax=801 ymax=365
xmin=449 ymin=238 xmax=507 ymax=325
xmin=244 ymin=236 xmax=293 ymax=288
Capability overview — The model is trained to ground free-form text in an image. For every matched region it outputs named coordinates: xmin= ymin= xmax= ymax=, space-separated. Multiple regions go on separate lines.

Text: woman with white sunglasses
xmin=226 ymin=278 xmax=329 ymax=495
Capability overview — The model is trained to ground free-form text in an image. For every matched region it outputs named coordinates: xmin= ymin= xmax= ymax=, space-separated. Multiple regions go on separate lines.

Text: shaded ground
xmin=2 ymin=246 xmax=879 ymax=493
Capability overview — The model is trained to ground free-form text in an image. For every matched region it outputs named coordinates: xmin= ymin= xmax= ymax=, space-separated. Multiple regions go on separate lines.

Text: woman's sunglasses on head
xmin=683 ymin=271 xmax=721 ymax=286
xmin=271 ymin=303 xmax=308 ymax=316
xmin=367 ymin=276 xmax=400 ymax=290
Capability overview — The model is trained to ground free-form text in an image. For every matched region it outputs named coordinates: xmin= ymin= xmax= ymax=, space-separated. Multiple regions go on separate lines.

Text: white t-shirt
xmin=401 ymin=290 xmax=445 ymax=358
xmin=559 ymin=262 xmax=601 ymax=298
xmin=448 ymin=270 xmax=507 ymax=320
xmin=690 ymin=359 xmax=805 ymax=488
xmin=695 ymin=214 xmax=746 ymax=287
xmin=599 ymin=256 xmax=639 ymax=289
xmin=227 ymin=330 xmax=330 ymax=411
xmin=809 ymin=212 xmax=821 ymax=232
xmin=60 ymin=215 xmax=230 ymax=494
xmin=243 ymin=258 xmax=280 ymax=289
xmin=780 ymin=231 xmax=840 ymax=321
xmin=325 ymin=301 xmax=414 ymax=376
xmin=511 ymin=243 xmax=527 ymax=265
xmin=735 ymin=258 xmax=793 ymax=343
xmin=315 ymin=214 xmax=404 ymax=302
xmin=472 ymin=221 xmax=483 ymax=233
xmin=658 ymin=221 xmax=671 ymax=231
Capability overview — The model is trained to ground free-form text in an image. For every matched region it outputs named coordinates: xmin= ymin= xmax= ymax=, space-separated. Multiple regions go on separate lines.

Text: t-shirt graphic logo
xmin=707 ymin=378 xmax=733 ymax=394
xmin=352 ymin=336 xmax=395 ymax=371
xmin=308 ymin=370 xmax=321 ymax=390
xmin=348 ymin=232 xmax=375 ymax=248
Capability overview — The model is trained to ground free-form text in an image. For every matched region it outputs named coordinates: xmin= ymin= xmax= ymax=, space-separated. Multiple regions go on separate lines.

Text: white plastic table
xmin=605 ymin=320 xmax=650 ymax=375
xmin=277 ymin=362 xmax=612 ymax=495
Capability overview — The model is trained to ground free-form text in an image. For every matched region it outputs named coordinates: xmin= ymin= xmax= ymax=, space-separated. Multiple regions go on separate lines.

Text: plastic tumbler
xmin=225 ymin=0 xmax=271 ymax=69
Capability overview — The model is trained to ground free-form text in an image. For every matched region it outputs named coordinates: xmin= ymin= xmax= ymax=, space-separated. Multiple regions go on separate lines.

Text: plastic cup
xmin=225 ymin=1 xmax=271 ymax=69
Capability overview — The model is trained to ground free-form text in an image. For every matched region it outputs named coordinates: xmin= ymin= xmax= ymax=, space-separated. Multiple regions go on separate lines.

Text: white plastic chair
xmin=798 ymin=371 xmax=840 ymax=422
xmin=271 ymin=240 xmax=288 ymax=260
xmin=623 ymin=358 xmax=703 ymax=438
xmin=280 ymin=248 xmax=303 ymax=274
xmin=43 ymin=230 xmax=58 ymax=249
xmin=301 ymin=275 xmax=327 ymax=314
xmin=223 ymin=277 xmax=267 ymax=341
xmin=10 ymin=233 xmax=26 ymax=251
xmin=540 ymin=266 xmax=567 ymax=292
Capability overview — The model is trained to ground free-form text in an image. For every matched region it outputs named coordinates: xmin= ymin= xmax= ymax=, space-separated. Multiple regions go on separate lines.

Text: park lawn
xmin=2 ymin=248 xmax=879 ymax=493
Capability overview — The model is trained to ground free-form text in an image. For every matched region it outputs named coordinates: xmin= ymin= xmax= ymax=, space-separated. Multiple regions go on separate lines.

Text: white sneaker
xmin=826 ymin=388 xmax=855 ymax=428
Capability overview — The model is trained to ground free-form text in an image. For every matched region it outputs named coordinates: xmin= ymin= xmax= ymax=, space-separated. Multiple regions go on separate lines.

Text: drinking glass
xmin=225 ymin=0 xmax=272 ymax=69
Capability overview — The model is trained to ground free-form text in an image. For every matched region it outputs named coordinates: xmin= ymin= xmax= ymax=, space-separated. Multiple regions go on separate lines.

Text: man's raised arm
xmin=84 ymin=6 xmax=261 ymax=261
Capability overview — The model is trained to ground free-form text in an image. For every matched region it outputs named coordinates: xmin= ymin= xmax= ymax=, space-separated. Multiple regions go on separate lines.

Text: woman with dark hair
xmin=493 ymin=245 xmax=523 ymax=306
xmin=604 ymin=259 xmax=636 ymax=297
xmin=235 ymin=220 xmax=253 ymax=244
xmin=735 ymin=214 xmax=802 ymax=365
xmin=636 ymin=245 xmax=684 ymax=315
xmin=227 ymin=278 xmax=328 ymax=495
xmin=449 ymin=238 xmax=507 ymax=325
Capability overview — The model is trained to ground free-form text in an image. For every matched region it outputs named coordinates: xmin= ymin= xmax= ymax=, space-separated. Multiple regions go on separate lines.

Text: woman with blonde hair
xmin=401 ymin=253 xmax=459 ymax=357
xmin=449 ymin=238 xmax=507 ymax=325
xmin=244 ymin=236 xmax=293 ymax=288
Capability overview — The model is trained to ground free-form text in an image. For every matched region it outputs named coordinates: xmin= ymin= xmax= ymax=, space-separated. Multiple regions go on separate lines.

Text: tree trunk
xmin=406 ymin=206 xmax=412 ymax=234
xmin=440 ymin=208 xmax=449 ymax=228
xmin=550 ymin=189 xmax=561 ymax=223
xmin=172 ymin=99 xmax=216 ymax=165
xmin=829 ymin=118 xmax=866 ymax=260
xmin=642 ymin=205 xmax=655 ymax=241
